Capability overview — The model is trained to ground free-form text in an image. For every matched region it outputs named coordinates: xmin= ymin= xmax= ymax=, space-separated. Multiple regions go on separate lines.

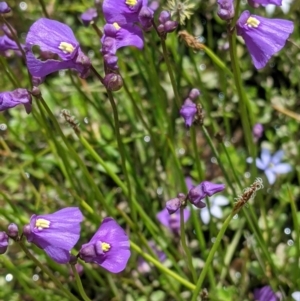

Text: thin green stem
xmin=160 ymin=38 xmax=181 ymax=109
xmin=18 ymin=242 xmax=81 ymax=301
xmin=71 ymin=264 xmax=92 ymax=301
xmin=38 ymin=0 xmax=50 ymax=18
xmin=191 ymin=212 xmax=235 ymax=301
xmin=130 ymin=241 xmax=196 ymax=291
xmin=180 ymin=207 xmax=197 ymax=283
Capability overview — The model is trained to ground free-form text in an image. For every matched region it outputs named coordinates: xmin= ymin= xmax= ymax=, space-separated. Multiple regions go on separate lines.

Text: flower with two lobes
xmin=25 ymin=18 xmax=91 ymax=79
xmin=255 ymin=148 xmax=292 ymax=185
xmin=23 ymin=207 xmax=83 ymax=264
xmin=79 ymin=217 xmax=130 ymax=273
xmin=0 ymin=89 xmax=32 ymax=113
xmin=236 ymin=11 xmax=294 ymax=70
xmin=180 ymin=88 xmax=200 ymax=127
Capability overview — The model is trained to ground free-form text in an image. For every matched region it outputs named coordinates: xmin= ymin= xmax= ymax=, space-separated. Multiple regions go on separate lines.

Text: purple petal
xmin=94 ymin=247 xmax=131 ymax=273
xmin=90 ymin=218 xmax=130 ymax=249
xmin=0 ymin=89 xmax=32 ymax=113
xmin=26 ymin=18 xmax=79 ymax=60
xmin=43 ymin=245 xmax=71 ymax=264
xmin=0 ymin=2 xmax=11 ymax=13
xmin=28 ymin=207 xmax=83 ymax=252
xmin=156 ymin=208 xmax=170 ymax=228
xmin=292 ymin=292 xmax=300 ymax=301
xmin=253 ymin=286 xmax=278 ymax=301
xmin=103 ymin=0 xmax=143 ymax=24
xmin=236 ymin=11 xmax=294 ymax=69
xmin=271 ymin=163 xmax=292 ymax=174
xmin=265 ymin=169 xmax=276 ymax=185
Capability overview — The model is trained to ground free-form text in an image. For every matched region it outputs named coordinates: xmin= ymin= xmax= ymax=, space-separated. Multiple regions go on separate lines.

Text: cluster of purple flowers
xmin=217 ymin=0 xmax=294 ymax=69
xmin=1 ymin=207 xmax=130 ymax=274
xmin=156 ymin=180 xmax=225 ymax=232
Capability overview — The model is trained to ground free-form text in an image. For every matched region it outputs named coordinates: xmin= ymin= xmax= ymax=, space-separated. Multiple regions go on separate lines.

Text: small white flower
xmin=200 ymin=195 xmax=229 ymax=224
xmin=265 ymin=0 xmax=293 ymax=15
xmin=292 ymin=291 xmax=300 ymax=301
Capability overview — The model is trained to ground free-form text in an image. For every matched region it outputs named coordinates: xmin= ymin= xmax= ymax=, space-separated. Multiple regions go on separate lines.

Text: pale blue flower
xmin=256 ymin=149 xmax=292 ymax=185
xmin=292 ymin=291 xmax=300 ymax=301
xmin=199 ymin=195 xmax=229 ymax=224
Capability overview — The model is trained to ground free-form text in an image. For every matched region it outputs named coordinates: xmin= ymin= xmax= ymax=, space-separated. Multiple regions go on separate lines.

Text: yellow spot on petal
xmin=113 ymin=22 xmax=121 ymax=30
xmin=246 ymin=16 xmax=260 ymax=28
xmin=101 ymin=242 xmax=111 ymax=252
xmin=125 ymin=0 xmax=137 ymax=6
xmin=58 ymin=42 xmax=75 ymax=54
xmin=35 ymin=218 xmax=50 ymax=230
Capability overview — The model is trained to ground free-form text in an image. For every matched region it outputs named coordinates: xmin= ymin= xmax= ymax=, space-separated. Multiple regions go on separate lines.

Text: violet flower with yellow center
xmin=236 ymin=11 xmax=294 ymax=69
xmin=25 ymin=18 xmax=91 ymax=78
xmin=23 ymin=207 xmax=83 ymax=264
xmin=79 ymin=217 xmax=130 ymax=273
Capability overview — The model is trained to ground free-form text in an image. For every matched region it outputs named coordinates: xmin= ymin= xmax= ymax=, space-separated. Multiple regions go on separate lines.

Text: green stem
xmin=191 ymin=212 xmax=235 ymax=301
xmin=160 ymin=38 xmax=181 ymax=109
xmin=130 ymin=241 xmax=196 ymax=291
xmin=71 ymin=265 xmax=92 ymax=301
xmin=180 ymin=207 xmax=197 ymax=283
xmin=18 ymin=242 xmax=81 ymax=301
xmin=38 ymin=0 xmax=50 ymax=18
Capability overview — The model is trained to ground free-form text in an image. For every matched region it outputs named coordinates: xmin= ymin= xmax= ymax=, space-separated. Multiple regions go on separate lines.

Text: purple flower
xmin=0 ymin=231 xmax=9 ymax=254
xmin=217 ymin=0 xmax=234 ymax=20
xmin=7 ymin=223 xmax=19 ymax=238
xmin=253 ymin=123 xmax=264 ymax=141
xmin=236 ymin=11 xmax=294 ymax=69
xmin=79 ymin=217 xmax=130 ymax=273
xmin=0 ymin=2 xmax=11 ymax=13
xmin=81 ymin=8 xmax=98 ymax=26
xmin=157 ymin=11 xmax=178 ymax=35
xmin=156 ymin=208 xmax=190 ymax=233
xmin=185 ymin=176 xmax=194 ymax=191
xmin=102 ymin=23 xmax=144 ymax=51
xmin=0 ymin=89 xmax=32 ymax=113
xmin=188 ymin=181 xmax=225 ymax=208
xmin=253 ymin=286 xmax=278 ymax=301
xmin=256 ymin=148 xmax=292 ymax=185
xmin=180 ymin=98 xmax=197 ymax=127
xmin=103 ymin=0 xmax=153 ymax=28
xmin=248 ymin=0 xmax=282 ymax=7
xmin=165 ymin=193 xmax=186 ymax=214
xmin=0 ymin=35 xmax=23 ymax=57
xmin=23 ymin=207 xmax=83 ymax=264
xmin=25 ymin=18 xmax=91 ymax=78
xmin=138 ymin=241 xmax=166 ymax=274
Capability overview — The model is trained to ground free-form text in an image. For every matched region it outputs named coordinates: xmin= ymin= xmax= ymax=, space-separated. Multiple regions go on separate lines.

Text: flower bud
xmin=158 ymin=11 xmax=171 ymax=24
xmin=217 ymin=0 xmax=234 ymax=20
xmin=1 ymin=24 xmax=16 ymax=39
xmin=188 ymin=88 xmax=200 ymax=100
xmin=252 ymin=123 xmax=264 ymax=141
xmin=104 ymin=73 xmax=123 ymax=91
xmin=188 ymin=185 xmax=206 ymax=208
xmin=7 ymin=223 xmax=18 ymax=238
xmin=81 ymin=8 xmax=98 ymax=27
xmin=0 ymin=2 xmax=11 ymax=14
xmin=202 ymin=181 xmax=225 ymax=197
xmin=0 ymin=231 xmax=9 ymax=254
xmin=165 ymin=193 xmax=186 ymax=214
xmin=179 ymin=98 xmax=197 ymax=127
xmin=164 ymin=20 xmax=178 ymax=33
xmin=139 ymin=6 xmax=154 ymax=31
